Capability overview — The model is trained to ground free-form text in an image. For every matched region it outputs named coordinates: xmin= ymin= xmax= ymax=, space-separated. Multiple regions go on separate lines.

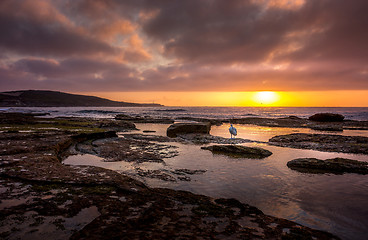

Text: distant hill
xmin=0 ymin=90 xmax=163 ymax=107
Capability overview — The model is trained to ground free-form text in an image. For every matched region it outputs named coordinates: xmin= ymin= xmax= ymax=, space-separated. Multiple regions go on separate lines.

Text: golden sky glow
xmin=84 ymin=90 xmax=368 ymax=107
xmin=252 ymin=92 xmax=280 ymax=106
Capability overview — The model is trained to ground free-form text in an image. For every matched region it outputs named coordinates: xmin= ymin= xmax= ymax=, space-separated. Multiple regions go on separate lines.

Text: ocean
xmin=3 ymin=106 xmax=368 ymax=121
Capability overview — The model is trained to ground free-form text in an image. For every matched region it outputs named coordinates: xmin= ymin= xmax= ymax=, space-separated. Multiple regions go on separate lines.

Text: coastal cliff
xmin=0 ymin=90 xmax=162 ymax=107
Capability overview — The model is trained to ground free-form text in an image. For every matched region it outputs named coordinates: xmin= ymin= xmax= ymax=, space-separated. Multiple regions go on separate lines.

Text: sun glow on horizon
xmin=83 ymin=90 xmax=368 ymax=107
xmin=252 ymin=91 xmax=280 ymax=106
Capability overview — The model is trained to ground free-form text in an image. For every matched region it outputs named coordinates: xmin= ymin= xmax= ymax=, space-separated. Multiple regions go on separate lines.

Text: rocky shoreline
xmin=287 ymin=158 xmax=368 ymax=175
xmin=0 ymin=112 xmax=347 ymax=239
xmin=114 ymin=112 xmax=368 ymax=131
xmin=269 ymin=133 xmax=368 ymax=154
xmin=201 ymin=145 xmax=272 ymax=159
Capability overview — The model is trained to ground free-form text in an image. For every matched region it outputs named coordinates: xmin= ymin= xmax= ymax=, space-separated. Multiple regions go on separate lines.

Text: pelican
xmin=229 ymin=124 xmax=237 ymax=139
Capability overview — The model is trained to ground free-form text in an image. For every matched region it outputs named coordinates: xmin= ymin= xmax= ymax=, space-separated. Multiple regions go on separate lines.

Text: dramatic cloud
xmin=1 ymin=0 xmax=367 ymax=92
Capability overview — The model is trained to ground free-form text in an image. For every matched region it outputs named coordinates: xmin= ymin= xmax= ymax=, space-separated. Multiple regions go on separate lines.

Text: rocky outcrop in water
xmin=287 ymin=158 xmax=368 ymax=174
xmin=269 ymin=133 xmax=368 ymax=154
xmin=308 ymin=123 xmax=343 ymax=131
xmin=121 ymin=133 xmax=254 ymax=145
xmin=201 ymin=145 xmax=272 ymax=159
xmin=167 ymin=122 xmax=211 ymax=137
xmin=309 ymin=113 xmax=345 ymax=122
xmin=177 ymin=133 xmax=254 ymax=144
xmin=98 ymin=120 xmax=136 ymax=130
xmin=76 ymin=137 xmax=178 ymax=163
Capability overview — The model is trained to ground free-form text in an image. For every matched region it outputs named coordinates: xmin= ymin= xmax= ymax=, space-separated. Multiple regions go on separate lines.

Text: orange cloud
xmin=122 ymin=34 xmax=152 ymax=62
xmin=92 ymin=20 xmax=135 ymax=40
xmin=253 ymin=0 xmax=306 ymax=10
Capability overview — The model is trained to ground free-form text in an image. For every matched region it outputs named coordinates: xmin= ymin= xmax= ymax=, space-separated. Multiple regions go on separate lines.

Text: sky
xmin=0 ymin=0 xmax=367 ymax=106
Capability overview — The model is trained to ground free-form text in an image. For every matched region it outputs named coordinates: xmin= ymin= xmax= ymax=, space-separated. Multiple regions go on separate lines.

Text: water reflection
xmin=64 ymin=123 xmax=368 ymax=240
xmin=210 ymin=124 xmax=368 ymax=142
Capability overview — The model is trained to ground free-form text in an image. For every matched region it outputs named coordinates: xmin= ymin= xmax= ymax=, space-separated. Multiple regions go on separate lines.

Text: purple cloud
xmin=1 ymin=0 xmax=367 ymax=92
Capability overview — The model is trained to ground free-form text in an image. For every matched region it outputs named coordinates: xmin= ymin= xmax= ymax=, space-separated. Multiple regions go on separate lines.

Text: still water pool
xmin=64 ymin=123 xmax=368 ymax=240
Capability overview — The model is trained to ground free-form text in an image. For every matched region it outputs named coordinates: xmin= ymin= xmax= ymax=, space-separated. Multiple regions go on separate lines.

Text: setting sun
xmin=252 ymin=91 xmax=280 ymax=105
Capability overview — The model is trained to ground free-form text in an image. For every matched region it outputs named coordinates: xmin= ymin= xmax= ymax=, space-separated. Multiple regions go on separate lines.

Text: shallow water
xmin=64 ymin=123 xmax=368 ymax=240
xmin=7 ymin=106 xmax=368 ymax=121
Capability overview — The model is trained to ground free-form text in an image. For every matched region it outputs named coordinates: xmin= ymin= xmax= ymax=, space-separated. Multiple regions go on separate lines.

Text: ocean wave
xmin=155 ymin=109 xmax=187 ymax=112
xmin=241 ymin=113 xmax=259 ymax=117
xmin=76 ymin=110 xmax=122 ymax=114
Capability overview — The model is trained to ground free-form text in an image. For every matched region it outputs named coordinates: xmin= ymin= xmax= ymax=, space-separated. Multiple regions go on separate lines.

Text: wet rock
xmin=177 ymin=176 xmax=191 ymax=181
xmin=278 ymin=115 xmax=303 ymax=120
xmin=309 ymin=113 xmax=345 ymax=122
xmin=136 ymin=168 xmax=177 ymax=181
xmin=113 ymin=114 xmax=132 ymax=120
xmin=269 ymin=133 xmax=368 ymax=154
xmin=342 ymin=120 xmax=368 ymax=130
xmin=0 ymin=178 xmax=339 ymax=240
xmin=287 ymin=158 xmax=368 ymax=174
xmin=308 ymin=123 xmax=343 ymax=132
xmin=0 ymin=112 xmax=37 ymax=125
xmin=71 ymin=131 xmax=118 ymax=142
xmin=98 ymin=120 xmax=136 ymax=130
xmin=143 ymin=130 xmax=156 ymax=133
xmin=76 ymin=137 xmax=178 ymax=163
xmin=121 ymin=133 xmax=175 ymax=143
xmin=167 ymin=123 xmax=211 ymax=137
xmin=177 ymin=133 xmax=254 ymax=144
xmin=135 ymin=168 xmax=206 ymax=182
xmin=223 ymin=116 xmax=368 ymax=132
xmin=171 ymin=169 xmax=207 ymax=175
xmin=201 ymin=145 xmax=272 ymax=159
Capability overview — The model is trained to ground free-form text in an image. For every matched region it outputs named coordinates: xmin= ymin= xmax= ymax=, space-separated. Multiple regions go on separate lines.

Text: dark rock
xmin=143 ymin=130 xmax=156 ymax=133
xmin=0 ymin=112 xmax=36 ymax=124
xmin=309 ymin=123 xmax=343 ymax=132
xmin=136 ymin=168 xmax=177 ymax=181
xmin=171 ymin=169 xmax=207 ymax=175
xmin=342 ymin=120 xmax=368 ymax=130
xmin=115 ymin=114 xmax=139 ymax=120
xmin=177 ymin=176 xmax=191 ymax=181
xmin=177 ymin=133 xmax=253 ymax=144
xmin=278 ymin=115 xmax=303 ymax=120
xmin=76 ymin=137 xmax=178 ymax=163
xmin=71 ymin=131 xmax=118 ymax=142
xmin=287 ymin=158 xmax=368 ymax=174
xmin=98 ymin=120 xmax=136 ymax=130
xmin=222 ymin=116 xmax=368 ymax=132
xmin=269 ymin=133 xmax=368 ymax=154
xmin=201 ymin=145 xmax=272 ymax=158
xmin=309 ymin=113 xmax=345 ymax=122
xmin=167 ymin=122 xmax=211 ymax=137
xmin=121 ymin=133 xmax=175 ymax=143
